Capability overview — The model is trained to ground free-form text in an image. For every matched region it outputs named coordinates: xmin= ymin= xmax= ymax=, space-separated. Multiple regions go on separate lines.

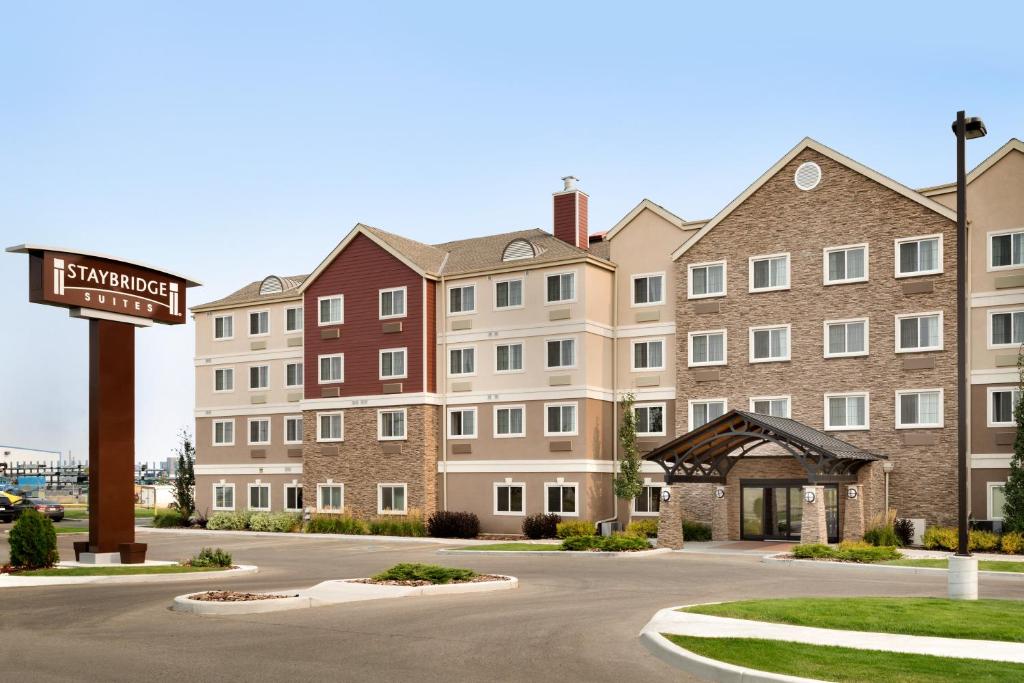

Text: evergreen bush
xmin=188 ymin=547 xmax=233 ymax=568
xmin=426 ymin=510 xmax=480 ymax=539
xmin=682 ymin=520 xmax=713 ymax=541
xmin=625 ymin=519 xmax=659 ymax=538
xmin=521 ymin=513 xmax=560 ymax=539
xmin=555 ymin=519 xmax=596 ymax=539
xmin=9 ymin=509 xmax=58 ymax=569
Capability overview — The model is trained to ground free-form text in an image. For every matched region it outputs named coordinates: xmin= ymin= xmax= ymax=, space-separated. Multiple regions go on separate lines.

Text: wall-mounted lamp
xmin=847 ymin=487 xmax=859 ymax=500
xmin=714 ymin=487 xmax=726 ymax=499
xmin=660 ymin=489 xmax=671 ymax=502
xmin=804 ymin=490 xmax=817 ymax=504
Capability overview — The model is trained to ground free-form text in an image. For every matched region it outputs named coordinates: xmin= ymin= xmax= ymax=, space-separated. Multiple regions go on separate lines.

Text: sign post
xmin=7 ymin=245 xmax=200 ymax=564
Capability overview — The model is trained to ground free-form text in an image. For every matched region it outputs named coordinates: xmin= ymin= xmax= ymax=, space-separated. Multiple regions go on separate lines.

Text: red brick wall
xmin=554 ymin=192 xmax=587 ymax=248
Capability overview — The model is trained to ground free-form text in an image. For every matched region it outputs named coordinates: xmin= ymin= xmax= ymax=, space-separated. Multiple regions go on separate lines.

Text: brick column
xmin=842 ymin=484 xmax=865 ymax=542
xmin=712 ymin=486 xmax=731 ymax=541
xmin=799 ymin=485 xmax=827 ymax=545
xmin=657 ymin=484 xmax=685 ymax=549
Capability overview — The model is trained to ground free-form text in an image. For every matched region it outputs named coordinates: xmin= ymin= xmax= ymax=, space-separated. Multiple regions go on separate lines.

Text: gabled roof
xmin=671 ymin=138 xmax=959 ymax=260
xmin=192 ymin=274 xmax=307 ymax=311
xmin=918 ymin=138 xmax=1024 ymax=196
xmin=605 ymin=198 xmax=687 ymax=240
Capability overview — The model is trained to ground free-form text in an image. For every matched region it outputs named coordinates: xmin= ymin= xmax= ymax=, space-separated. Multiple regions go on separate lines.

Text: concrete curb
xmin=639 ymin=629 xmax=817 ymax=683
xmin=0 ymin=564 xmax=258 ymax=588
xmin=762 ymin=553 xmax=1024 ymax=578
xmin=439 ymin=548 xmax=672 ymax=558
xmin=136 ymin=527 xmax=499 ymax=546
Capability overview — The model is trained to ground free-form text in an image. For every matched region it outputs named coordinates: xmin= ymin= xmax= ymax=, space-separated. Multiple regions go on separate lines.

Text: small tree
xmin=173 ymin=428 xmax=196 ymax=521
xmin=1004 ymin=348 xmax=1024 ymax=532
xmin=614 ymin=393 xmax=644 ymax=502
xmin=9 ymin=509 xmax=58 ymax=568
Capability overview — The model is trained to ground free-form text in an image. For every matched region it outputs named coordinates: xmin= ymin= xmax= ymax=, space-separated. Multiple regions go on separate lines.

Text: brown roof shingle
xmin=192 ymin=274 xmax=307 ymax=311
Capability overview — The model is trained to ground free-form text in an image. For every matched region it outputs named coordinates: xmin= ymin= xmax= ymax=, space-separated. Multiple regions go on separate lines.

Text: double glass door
xmin=741 ymin=481 xmax=838 ymax=542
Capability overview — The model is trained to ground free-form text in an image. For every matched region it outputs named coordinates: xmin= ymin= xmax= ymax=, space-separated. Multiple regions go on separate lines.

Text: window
xmin=895 ymin=235 xmax=942 ymax=277
xmin=318 ymin=295 xmax=344 ymax=325
xmin=633 ymin=485 xmax=662 ymax=515
xmin=825 ymin=393 xmax=869 ymax=430
xmin=248 ymin=483 xmax=270 ymax=511
xmin=212 ymin=419 xmax=234 ymax=446
xmin=317 ymin=483 xmax=343 ymax=512
xmin=494 ymin=405 xmax=525 ymax=438
xmin=750 ymin=325 xmax=790 ymax=362
xmin=635 ymin=403 xmax=665 ymax=436
xmin=688 ymin=330 xmax=726 ymax=367
xmin=989 ymin=482 xmax=1007 ymax=521
xmin=750 ymin=396 xmax=790 ymax=418
xmin=449 ymin=346 xmax=476 ymax=375
xmin=318 ymin=354 xmax=344 ymax=384
xmin=213 ymin=314 xmax=234 ymax=340
xmin=379 ymin=348 xmax=407 ymax=380
xmin=284 ymin=415 xmax=303 ymax=444
xmin=284 ymin=484 xmax=303 ymax=511
xmin=896 ymin=313 xmax=943 ymax=352
xmin=632 ymin=273 xmax=664 ymax=306
xmin=378 ymin=484 xmax=407 ymax=514
xmin=689 ymin=400 xmax=726 ymax=430
xmin=990 ymin=310 xmax=1024 ymax=348
xmin=823 ymin=244 xmax=868 ymax=285
xmin=378 ymin=408 xmax=406 ymax=440
xmin=448 ymin=284 xmax=476 ymax=314
xmin=285 ymin=306 xmax=303 ymax=333
xmin=214 ymin=367 xmax=234 ymax=392
xmin=749 ymin=253 xmax=789 ymax=292
xmin=545 ymin=272 xmax=575 ymax=303
xmin=688 ymin=261 xmax=726 ymax=299
xmin=317 ymin=412 xmax=343 ymax=442
xmin=495 ymin=342 xmax=524 ymax=373
xmin=545 ymin=402 xmax=578 ymax=436
xmin=494 ymin=278 xmax=524 ymax=309
xmin=495 ymin=482 xmax=525 ymax=515
xmin=213 ymin=483 xmax=235 ymax=511
xmin=249 ymin=310 xmax=269 ymax=336
xmin=545 ymin=482 xmax=578 ymax=516
xmin=545 ymin=338 xmax=576 ymax=369
xmin=896 ymin=389 xmax=943 ymax=428
xmin=248 ymin=418 xmax=270 ymax=445
xmin=824 ymin=319 xmax=868 ymax=358
xmin=249 ymin=365 xmax=269 ymax=390
xmin=285 ymin=362 xmax=304 ymax=388
xmin=989 ymin=387 xmax=1020 ymax=427
xmin=991 ymin=230 xmax=1024 ymax=270
xmin=632 ymin=339 xmax=665 ymax=371
xmin=449 ymin=407 xmax=477 ymax=439
xmin=379 ymin=287 xmax=406 ymax=319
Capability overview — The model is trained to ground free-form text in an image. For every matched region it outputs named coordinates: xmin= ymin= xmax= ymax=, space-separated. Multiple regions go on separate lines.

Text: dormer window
xmin=502 ymin=238 xmax=536 ymax=261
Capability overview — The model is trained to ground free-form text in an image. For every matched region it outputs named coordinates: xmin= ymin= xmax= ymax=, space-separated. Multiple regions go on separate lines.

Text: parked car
xmin=0 ymin=491 xmax=34 ymax=523
xmin=26 ymin=498 xmax=65 ymax=522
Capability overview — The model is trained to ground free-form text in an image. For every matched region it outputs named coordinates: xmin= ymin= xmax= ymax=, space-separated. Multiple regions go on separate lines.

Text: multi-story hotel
xmin=191 ymin=136 xmax=1023 ymax=539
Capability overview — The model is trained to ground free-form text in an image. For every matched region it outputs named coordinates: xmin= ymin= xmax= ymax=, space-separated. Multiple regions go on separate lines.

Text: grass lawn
xmin=457 ymin=543 xmax=563 ymax=551
xmin=683 ymin=598 xmax=1024 ymax=643
xmin=13 ymin=565 xmax=229 ymax=577
xmin=55 ymin=507 xmax=156 ymax=520
xmin=54 ymin=526 xmax=88 ymax=535
xmin=884 ymin=558 xmax=1024 ymax=573
xmin=665 ymin=636 xmax=1024 ymax=683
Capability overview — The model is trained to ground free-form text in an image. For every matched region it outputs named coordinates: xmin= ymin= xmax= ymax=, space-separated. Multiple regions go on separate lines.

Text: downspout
xmin=439 ymin=265 xmax=449 ymax=511
xmin=597 ymin=263 xmax=619 ymax=533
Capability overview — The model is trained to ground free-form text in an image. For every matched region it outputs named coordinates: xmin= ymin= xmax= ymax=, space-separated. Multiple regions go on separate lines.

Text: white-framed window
xmin=632 ymin=339 xmax=665 ymax=371
xmin=495 ymin=342 xmax=524 ymax=373
xmin=750 ymin=396 xmax=791 ymax=418
xmin=749 ymin=325 xmax=790 ymax=363
xmin=494 ymin=405 xmax=525 ymax=438
xmin=895 ymin=312 xmax=943 ymax=352
xmin=284 ymin=305 xmax=303 ymax=333
xmin=317 ymin=483 xmax=344 ymax=513
xmin=213 ymin=483 xmax=235 ymax=511
xmin=448 ymin=407 xmax=477 ymax=439
xmin=283 ymin=484 xmax=303 ymax=511
xmin=379 ymin=287 xmax=407 ymax=319
xmin=824 ymin=319 xmax=868 ymax=358
xmin=544 ymin=482 xmax=579 ymax=517
xmin=214 ymin=367 xmax=234 ymax=392
xmin=545 ymin=272 xmax=576 ymax=304
xmin=285 ymin=362 xmax=304 ymax=388
xmin=318 ymin=354 xmax=344 ymax=384
xmin=212 ymin=419 xmax=235 ymax=446
xmin=378 ymin=408 xmax=407 ymax=441
xmin=990 ymin=229 xmax=1024 ymax=271
xmin=448 ymin=284 xmax=476 ymax=314
xmin=689 ymin=399 xmax=726 ymax=430
xmin=896 ymin=389 xmax=944 ymax=429
xmin=632 ymin=484 xmax=662 ymax=515
xmin=213 ymin=314 xmax=234 ymax=340
xmin=688 ymin=330 xmax=726 ymax=367
xmin=824 ymin=392 xmax=869 ymax=431
xmin=449 ymin=346 xmax=476 ymax=376
xmin=284 ymin=415 xmax=303 ymax=444
xmin=632 ymin=272 xmax=664 ymax=306
xmin=989 ymin=482 xmax=1008 ymax=521
xmin=248 ymin=310 xmax=269 ymax=337
xmin=544 ymin=402 xmax=578 ymax=436
xmin=545 ymin=338 xmax=576 ymax=369
xmin=749 ymin=253 xmax=790 ymax=292
xmin=248 ymin=482 xmax=271 ymax=511
xmin=318 ymin=295 xmax=344 ymax=325
xmin=378 ymin=483 xmax=408 ymax=514
xmin=989 ymin=309 xmax=1024 ymax=348
xmin=248 ymin=418 xmax=270 ymax=446
xmin=688 ymin=261 xmax=726 ymax=299
xmin=823 ymin=244 xmax=868 ymax=285
xmin=379 ymin=348 xmax=408 ymax=380
xmin=249 ymin=364 xmax=269 ymax=390
xmin=317 ymin=412 xmax=344 ymax=442
xmin=634 ymin=403 xmax=666 ymax=437
xmin=494 ymin=482 xmax=525 ymax=516
xmin=895 ymin=234 xmax=942 ymax=278
xmin=494 ymin=278 xmax=524 ymax=310
xmin=988 ymin=387 xmax=1020 ymax=428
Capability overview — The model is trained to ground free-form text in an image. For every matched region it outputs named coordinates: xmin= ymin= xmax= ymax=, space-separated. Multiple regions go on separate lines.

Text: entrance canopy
xmin=644 ymin=410 xmax=885 ymax=485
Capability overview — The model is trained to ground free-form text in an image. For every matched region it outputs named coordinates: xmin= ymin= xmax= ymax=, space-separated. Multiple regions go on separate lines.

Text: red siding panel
xmin=425 ymin=280 xmax=436 ymax=393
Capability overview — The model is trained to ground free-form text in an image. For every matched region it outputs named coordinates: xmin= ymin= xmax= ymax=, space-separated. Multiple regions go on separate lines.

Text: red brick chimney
xmin=553 ymin=176 xmax=588 ymax=249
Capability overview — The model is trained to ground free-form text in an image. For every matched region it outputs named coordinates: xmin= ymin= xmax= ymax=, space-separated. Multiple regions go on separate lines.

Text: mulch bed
xmin=351 ymin=575 xmax=509 ymax=587
xmin=187 ymin=591 xmax=299 ymax=601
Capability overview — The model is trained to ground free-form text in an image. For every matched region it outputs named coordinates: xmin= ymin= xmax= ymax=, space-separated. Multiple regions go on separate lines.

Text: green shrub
xmin=371 ymin=563 xmax=477 ymax=584
xmin=561 ymin=535 xmax=605 ymax=551
xmin=970 ymin=529 xmax=1001 ymax=553
xmin=9 ymin=509 xmax=58 ymax=569
xmin=206 ymin=511 xmax=251 ymax=531
xmin=426 ymin=510 xmax=480 ymax=539
xmin=522 ymin=513 xmax=560 ymax=539
xmin=152 ymin=510 xmax=187 ymax=528
xmin=249 ymin=512 xmax=301 ymax=533
xmin=835 ymin=540 xmax=901 ymax=563
xmin=792 ymin=543 xmax=836 ymax=559
xmin=556 ymin=519 xmax=596 ymax=539
xmin=683 ymin=520 xmax=712 ymax=542
xmin=600 ymin=533 xmax=650 ymax=551
xmin=923 ymin=526 xmax=958 ymax=551
xmin=894 ymin=518 xmax=915 ymax=546
xmin=1002 ymin=531 xmax=1024 ymax=555
xmin=625 ymin=518 xmax=659 ymax=539
xmin=304 ymin=514 xmax=369 ymax=535
xmin=188 ymin=547 xmax=233 ymax=568
xmin=368 ymin=515 xmax=427 ymax=537
xmin=863 ymin=524 xmax=901 ymax=547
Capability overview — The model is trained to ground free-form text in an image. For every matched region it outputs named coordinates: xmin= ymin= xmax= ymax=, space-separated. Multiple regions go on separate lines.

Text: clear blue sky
xmin=1 ymin=1 xmax=1021 ymax=464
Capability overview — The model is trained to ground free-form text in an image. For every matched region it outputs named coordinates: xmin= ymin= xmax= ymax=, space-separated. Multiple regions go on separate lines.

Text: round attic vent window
xmin=794 ymin=162 xmax=822 ymax=191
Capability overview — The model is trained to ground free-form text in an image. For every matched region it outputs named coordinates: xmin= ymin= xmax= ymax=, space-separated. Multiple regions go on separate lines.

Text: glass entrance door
xmin=741 ymin=481 xmax=837 ymax=542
